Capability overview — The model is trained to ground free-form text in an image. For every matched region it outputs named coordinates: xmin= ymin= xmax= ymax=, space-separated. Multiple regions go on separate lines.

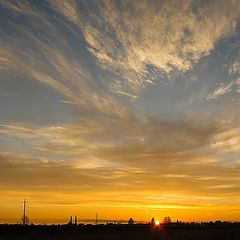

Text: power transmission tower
xmin=22 ymin=199 xmax=27 ymax=225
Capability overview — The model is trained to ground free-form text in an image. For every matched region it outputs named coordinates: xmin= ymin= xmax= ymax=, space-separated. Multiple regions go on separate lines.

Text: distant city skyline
xmin=0 ymin=0 xmax=240 ymax=222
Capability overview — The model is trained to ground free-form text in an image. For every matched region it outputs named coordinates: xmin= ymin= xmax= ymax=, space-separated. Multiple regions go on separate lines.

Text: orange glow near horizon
xmin=1 ymin=190 xmax=240 ymax=224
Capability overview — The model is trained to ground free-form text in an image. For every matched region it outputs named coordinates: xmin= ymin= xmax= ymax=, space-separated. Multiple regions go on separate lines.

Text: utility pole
xmin=22 ymin=199 xmax=27 ymax=225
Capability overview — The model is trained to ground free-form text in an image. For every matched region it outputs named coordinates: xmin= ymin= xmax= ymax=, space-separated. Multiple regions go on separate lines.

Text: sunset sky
xmin=0 ymin=0 xmax=240 ymax=224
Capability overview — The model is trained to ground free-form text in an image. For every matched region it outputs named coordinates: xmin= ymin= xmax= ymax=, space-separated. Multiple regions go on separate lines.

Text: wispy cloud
xmin=211 ymin=127 xmax=240 ymax=152
xmin=49 ymin=0 xmax=240 ymax=96
xmin=1 ymin=0 xmax=239 ymax=103
xmin=0 ymin=1 xmax=129 ymax=118
xmin=207 ymin=82 xmax=234 ymax=100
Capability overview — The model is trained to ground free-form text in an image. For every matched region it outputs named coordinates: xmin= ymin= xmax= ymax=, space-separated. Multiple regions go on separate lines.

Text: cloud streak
xmin=49 ymin=0 xmax=240 ymax=96
xmin=0 ymin=1 xmax=129 ymax=118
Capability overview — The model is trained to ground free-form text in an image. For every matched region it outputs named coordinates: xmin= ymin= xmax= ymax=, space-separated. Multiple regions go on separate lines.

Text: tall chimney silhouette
xmin=95 ymin=213 xmax=98 ymax=225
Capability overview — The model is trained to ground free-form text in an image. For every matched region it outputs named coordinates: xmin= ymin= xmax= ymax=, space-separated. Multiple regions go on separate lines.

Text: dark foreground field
xmin=0 ymin=224 xmax=240 ymax=240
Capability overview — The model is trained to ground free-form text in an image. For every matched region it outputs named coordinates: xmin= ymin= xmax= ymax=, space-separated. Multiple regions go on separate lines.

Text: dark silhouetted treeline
xmin=0 ymin=222 xmax=240 ymax=240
